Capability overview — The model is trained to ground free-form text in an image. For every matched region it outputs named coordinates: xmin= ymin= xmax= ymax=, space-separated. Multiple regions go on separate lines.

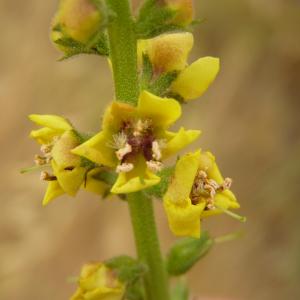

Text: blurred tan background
xmin=1 ymin=0 xmax=300 ymax=299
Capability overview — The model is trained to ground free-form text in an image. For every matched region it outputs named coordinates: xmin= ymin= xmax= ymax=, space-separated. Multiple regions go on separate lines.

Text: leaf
xmin=140 ymin=54 xmax=153 ymax=90
xmin=144 ymin=166 xmax=175 ymax=199
xmin=136 ymin=0 xmax=181 ymax=39
xmin=149 ymin=71 xmax=179 ymax=96
xmin=105 ymin=256 xmax=148 ymax=284
xmin=166 ymin=231 xmax=214 ymax=276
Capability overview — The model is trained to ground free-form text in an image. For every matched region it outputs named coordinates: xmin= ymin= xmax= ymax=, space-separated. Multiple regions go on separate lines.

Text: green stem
xmin=106 ymin=0 xmax=139 ymax=105
xmin=105 ymin=1 xmax=170 ymax=299
xmin=128 ymin=192 xmax=170 ymax=300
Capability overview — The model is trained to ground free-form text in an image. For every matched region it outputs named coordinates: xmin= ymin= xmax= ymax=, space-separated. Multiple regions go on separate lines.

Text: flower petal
xmin=30 ymin=128 xmax=59 ymax=144
xmin=83 ymin=168 xmax=109 ymax=195
xmin=52 ymin=160 xmax=86 ymax=196
xmin=71 ymin=131 xmax=117 ymax=167
xmin=28 ymin=114 xmax=72 ymax=131
xmin=111 ymin=157 xmax=160 ymax=194
xmin=138 ymin=91 xmax=181 ymax=127
xmin=42 ymin=180 xmax=65 ymax=206
xmin=164 ymin=150 xmax=201 ymax=205
xmin=198 ymin=151 xmax=224 ymax=184
xmin=51 ymin=130 xmax=81 ymax=168
xmin=171 ymin=56 xmax=220 ymax=101
xmin=164 ymin=198 xmax=206 ymax=238
xmin=103 ymin=101 xmax=136 ymax=131
xmin=162 ymin=127 xmax=201 ymax=159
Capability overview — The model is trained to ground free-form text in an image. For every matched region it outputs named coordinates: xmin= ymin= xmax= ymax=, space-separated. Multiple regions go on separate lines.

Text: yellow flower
xmin=72 ymin=91 xmax=200 ymax=194
xmin=138 ymin=32 xmax=220 ymax=101
xmin=163 ymin=150 xmax=240 ymax=238
xmin=71 ymin=263 xmax=125 ymax=300
xmin=29 ymin=114 xmax=108 ymax=205
xmin=51 ymin=0 xmax=103 ymax=51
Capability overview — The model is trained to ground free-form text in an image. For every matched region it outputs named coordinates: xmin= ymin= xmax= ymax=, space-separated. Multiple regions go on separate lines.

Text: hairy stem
xmin=105 ymin=1 xmax=170 ymax=299
xmin=106 ymin=0 xmax=139 ymax=105
xmin=128 ymin=192 xmax=170 ymax=300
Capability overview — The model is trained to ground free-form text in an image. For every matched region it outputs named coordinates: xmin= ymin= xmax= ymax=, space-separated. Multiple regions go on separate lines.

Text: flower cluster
xmin=26 ymin=0 xmax=242 ymax=258
xmin=27 ymin=16 xmax=240 ymax=236
xmin=24 ymin=1 xmax=245 ymax=298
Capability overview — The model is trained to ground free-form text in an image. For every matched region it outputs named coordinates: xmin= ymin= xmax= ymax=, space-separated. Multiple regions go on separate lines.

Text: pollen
xmin=116 ymin=163 xmax=134 ymax=173
xmin=146 ymin=160 xmax=163 ymax=172
xmin=116 ymin=143 xmax=132 ymax=161
xmin=152 ymin=140 xmax=162 ymax=161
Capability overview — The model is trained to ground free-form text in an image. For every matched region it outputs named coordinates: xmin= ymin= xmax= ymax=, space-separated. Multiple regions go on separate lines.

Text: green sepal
xmin=164 ymin=91 xmax=185 ymax=104
xmin=124 ymin=282 xmax=145 ymax=300
xmin=92 ymin=168 xmax=117 ymax=186
xmin=140 ymin=54 xmax=153 ymax=90
xmin=105 ymin=256 xmax=148 ymax=284
xmin=149 ymin=70 xmax=179 ymax=96
xmin=171 ymin=279 xmax=189 ymax=300
xmin=144 ymin=166 xmax=175 ymax=199
xmin=166 ymin=231 xmax=214 ymax=276
xmin=55 ymin=32 xmax=109 ymax=60
xmin=136 ymin=0 xmax=182 ymax=39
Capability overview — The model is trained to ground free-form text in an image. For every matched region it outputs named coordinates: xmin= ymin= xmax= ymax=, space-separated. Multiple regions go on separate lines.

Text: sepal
xmin=136 ymin=0 xmax=183 ymax=39
xmin=166 ymin=231 xmax=214 ymax=276
xmin=105 ymin=256 xmax=147 ymax=285
xmin=144 ymin=166 xmax=175 ymax=199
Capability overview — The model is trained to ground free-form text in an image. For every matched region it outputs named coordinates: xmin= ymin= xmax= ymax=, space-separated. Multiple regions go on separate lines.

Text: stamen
xmin=34 ymin=155 xmax=47 ymax=166
xmin=198 ymin=170 xmax=207 ymax=179
xmin=116 ymin=143 xmax=132 ymax=161
xmin=207 ymin=179 xmax=219 ymax=190
xmin=146 ymin=160 xmax=163 ymax=172
xmin=222 ymin=177 xmax=232 ymax=190
xmin=40 ymin=171 xmax=56 ymax=181
xmin=40 ymin=144 xmax=52 ymax=154
xmin=152 ymin=140 xmax=162 ymax=160
xmin=116 ymin=163 xmax=134 ymax=173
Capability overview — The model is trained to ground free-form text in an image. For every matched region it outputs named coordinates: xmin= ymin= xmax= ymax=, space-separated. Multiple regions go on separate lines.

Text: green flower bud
xmin=166 ymin=231 xmax=213 ymax=276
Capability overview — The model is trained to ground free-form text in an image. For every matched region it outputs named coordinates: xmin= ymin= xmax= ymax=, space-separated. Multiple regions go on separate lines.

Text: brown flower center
xmin=109 ymin=118 xmax=164 ymax=173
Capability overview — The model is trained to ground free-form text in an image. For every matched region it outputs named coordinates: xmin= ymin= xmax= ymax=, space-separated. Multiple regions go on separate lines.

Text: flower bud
xmin=166 ymin=232 xmax=213 ymax=276
xmin=138 ymin=32 xmax=194 ymax=74
xmin=71 ymin=263 xmax=125 ymax=300
xmin=164 ymin=0 xmax=194 ymax=26
xmin=51 ymin=0 xmax=103 ymax=49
